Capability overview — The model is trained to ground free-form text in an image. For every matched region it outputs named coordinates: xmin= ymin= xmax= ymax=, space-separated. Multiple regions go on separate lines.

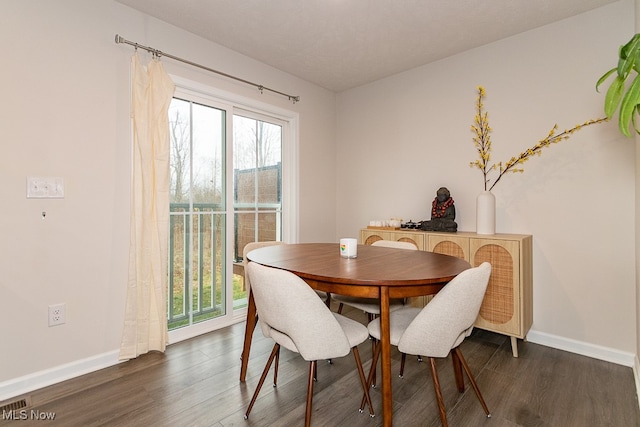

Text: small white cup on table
xmin=339 ymin=238 xmax=358 ymax=258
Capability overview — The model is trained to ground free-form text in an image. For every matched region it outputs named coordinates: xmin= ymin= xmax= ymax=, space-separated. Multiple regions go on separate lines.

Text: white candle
xmin=339 ymin=238 xmax=358 ymax=258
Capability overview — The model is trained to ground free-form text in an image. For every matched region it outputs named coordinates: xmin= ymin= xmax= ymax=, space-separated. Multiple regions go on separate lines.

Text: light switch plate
xmin=27 ymin=176 xmax=64 ymax=198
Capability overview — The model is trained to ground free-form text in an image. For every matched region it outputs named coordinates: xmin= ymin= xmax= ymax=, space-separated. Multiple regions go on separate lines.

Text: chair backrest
xmin=243 ymin=241 xmax=285 ymax=293
xmin=246 ymin=262 xmax=351 ymax=361
xmin=371 ymin=240 xmax=418 ymax=250
xmin=397 ymin=262 xmax=491 ymax=358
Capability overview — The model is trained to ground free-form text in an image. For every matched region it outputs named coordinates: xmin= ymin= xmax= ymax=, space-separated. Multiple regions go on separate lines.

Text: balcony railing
xmin=168 ymin=203 xmax=224 ymax=330
xmin=168 ymin=202 xmax=281 ymax=330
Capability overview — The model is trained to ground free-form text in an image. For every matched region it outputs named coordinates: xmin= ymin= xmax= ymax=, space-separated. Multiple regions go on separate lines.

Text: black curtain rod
xmin=114 ymin=34 xmax=300 ymax=103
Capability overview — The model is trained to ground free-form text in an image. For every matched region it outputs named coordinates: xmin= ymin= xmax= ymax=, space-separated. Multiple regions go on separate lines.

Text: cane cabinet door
xmin=470 ymin=238 xmax=522 ymax=337
xmin=428 ymin=234 xmax=470 ymax=261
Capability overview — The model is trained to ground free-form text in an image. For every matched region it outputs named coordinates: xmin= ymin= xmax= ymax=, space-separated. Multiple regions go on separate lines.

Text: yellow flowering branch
xmin=470 ymin=86 xmax=608 ymax=191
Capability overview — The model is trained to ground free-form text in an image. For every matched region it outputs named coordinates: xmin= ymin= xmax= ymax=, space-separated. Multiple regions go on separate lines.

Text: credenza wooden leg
xmin=510 ymin=336 xmax=519 ymax=358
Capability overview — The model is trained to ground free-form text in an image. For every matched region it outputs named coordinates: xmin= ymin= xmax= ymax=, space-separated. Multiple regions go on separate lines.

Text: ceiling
xmin=116 ymin=0 xmax=618 ymax=92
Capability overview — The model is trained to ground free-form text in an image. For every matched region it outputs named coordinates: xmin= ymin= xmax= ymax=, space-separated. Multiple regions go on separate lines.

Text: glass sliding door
xmin=231 ymin=113 xmax=283 ymax=309
xmin=168 ymin=97 xmax=226 ymax=331
xmin=165 ymin=79 xmax=296 ymax=343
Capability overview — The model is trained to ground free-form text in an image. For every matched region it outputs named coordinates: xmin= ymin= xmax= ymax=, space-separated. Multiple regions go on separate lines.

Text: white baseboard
xmin=526 ymin=329 xmax=635 ymax=367
xmin=0 ymin=350 xmax=122 ymax=402
xmin=635 ymin=355 xmax=640 ymax=412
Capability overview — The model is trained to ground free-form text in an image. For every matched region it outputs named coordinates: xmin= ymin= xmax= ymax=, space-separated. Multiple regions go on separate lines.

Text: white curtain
xmin=120 ymin=54 xmax=175 ymax=360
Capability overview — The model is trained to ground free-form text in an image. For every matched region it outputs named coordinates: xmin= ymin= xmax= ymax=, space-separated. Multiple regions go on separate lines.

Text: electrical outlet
xmin=48 ymin=303 xmax=66 ymax=327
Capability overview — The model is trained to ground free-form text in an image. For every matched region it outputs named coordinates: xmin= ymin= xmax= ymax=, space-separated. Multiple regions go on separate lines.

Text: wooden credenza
xmin=360 ymin=228 xmax=533 ymax=357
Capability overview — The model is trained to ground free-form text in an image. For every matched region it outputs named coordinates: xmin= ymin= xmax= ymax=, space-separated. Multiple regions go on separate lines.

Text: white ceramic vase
xmin=476 ymin=190 xmax=496 ymax=235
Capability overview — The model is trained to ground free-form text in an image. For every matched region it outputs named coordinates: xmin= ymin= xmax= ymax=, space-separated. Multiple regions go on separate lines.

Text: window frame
xmin=168 ymin=75 xmax=299 ymax=343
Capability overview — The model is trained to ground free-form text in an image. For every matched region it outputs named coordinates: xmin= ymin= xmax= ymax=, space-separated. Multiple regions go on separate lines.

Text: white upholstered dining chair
xmin=242 ymin=241 xmax=285 ymax=292
xmin=244 ymin=262 xmax=374 ymax=426
xmin=243 ymin=241 xmax=330 ymax=306
xmin=363 ymin=262 xmax=492 ymax=427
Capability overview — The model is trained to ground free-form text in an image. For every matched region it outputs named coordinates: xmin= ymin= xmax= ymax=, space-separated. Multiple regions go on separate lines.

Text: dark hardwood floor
xmin=2 ymin=305 xmax=639 ymax=426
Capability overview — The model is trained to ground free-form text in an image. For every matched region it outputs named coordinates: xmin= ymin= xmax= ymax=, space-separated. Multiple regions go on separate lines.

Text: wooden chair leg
xmin=240 ymin=314 xmax=260 ymax=361
xmin=398 ymin=354 xmax=423 ymax=378
xmin=274 ymin=345 xmax=280 ymax=386
xmin=337 ymin=303 xmax=344 ymax=314
xmin=371 ymin=338 xmax=377 ymax=387
xmin=368 ymin=313 xmax=378 ymax=384
xmin=451 ymin=348 xmax=464 ymax=392
xmin=360 ymin=342 xmax=382 ymax=412
xmin=244 ymin=344 xmax=280 ymax=420
xmin=305 ymin=361 xmax=316 ymax=427
xmin=429 ymin=357 xmax=448 ymax=427
xmin=352 ymin=346 xmax=374 ymax=417
xmin=453 ymin=347 xmax=491 ymax=417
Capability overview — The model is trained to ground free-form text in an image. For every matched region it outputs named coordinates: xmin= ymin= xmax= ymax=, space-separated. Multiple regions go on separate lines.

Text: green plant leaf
xmin=596 ymin=67 xmax=617 ymax=92
xmin=632 ymin=105 xmax=640 ymax=134
xmin=634 ymin=47 xmax=640 ymax=74
xmin=604 ymin=76 xmax=624 ymax=118
xmin=618 ymin=35 xmax=640 ymax=78
xmin=621 ymin=34 xmax=640 ymax=57
xmin=618 ymin=73 xmax=640 ymax=137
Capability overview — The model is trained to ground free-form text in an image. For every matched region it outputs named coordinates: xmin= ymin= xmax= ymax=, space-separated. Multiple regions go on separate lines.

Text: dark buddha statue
xmin=421 ymin=187 xmax=457 ymax=232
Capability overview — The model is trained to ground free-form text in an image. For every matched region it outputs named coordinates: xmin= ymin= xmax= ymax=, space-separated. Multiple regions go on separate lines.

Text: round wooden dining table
xmin=241 ymin=242 xmax=471 ymax=426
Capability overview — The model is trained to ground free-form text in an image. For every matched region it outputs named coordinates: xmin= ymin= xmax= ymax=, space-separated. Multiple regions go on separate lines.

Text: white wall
xmin=0 ymin=0 xmax=336 ymax=394
xmin=336 ymin=0 xmax=637 ymax=356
